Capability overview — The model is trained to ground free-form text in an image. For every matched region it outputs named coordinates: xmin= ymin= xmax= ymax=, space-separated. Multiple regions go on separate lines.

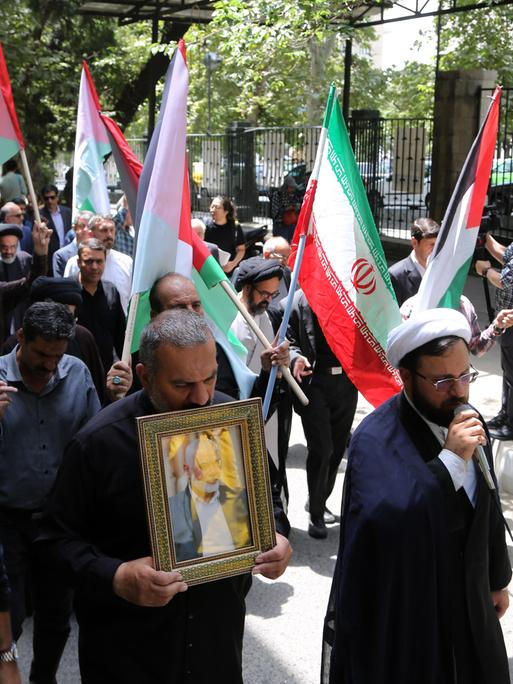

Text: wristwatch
xmin=482 ymin=267 xmax=490 ymax=278
xmin=0 ymin=641 xmax=18 ymax=663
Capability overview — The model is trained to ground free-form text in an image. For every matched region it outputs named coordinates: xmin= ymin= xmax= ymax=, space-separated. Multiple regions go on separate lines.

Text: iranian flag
xmin=290 ymin=86 xmax=402 ymax=407
xmin=0 ymin=43 xmax=24 ymax=163
xmin=72 ymin=61 xmax=111 ymax=216
xmin=414 ymin=87 xmax=501 ymax=311
xmin=130 ymin=41 xmax=248 ymax=379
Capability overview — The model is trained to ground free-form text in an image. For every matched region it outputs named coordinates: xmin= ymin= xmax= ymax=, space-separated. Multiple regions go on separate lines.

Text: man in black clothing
xmin=39 ymin=185 xmax=72 ymax=276
xmin=288 ymin=290 xmax=358 ymax=539
xmin=73 ymin=238 xmax=125 ymax=375
xmin=39 ymin=309 xmax=291 ymax=684
xmin=108 ymin=272 xmax=288 ymax=404
xmin=388 ymin=217 xmax=439 ymax=306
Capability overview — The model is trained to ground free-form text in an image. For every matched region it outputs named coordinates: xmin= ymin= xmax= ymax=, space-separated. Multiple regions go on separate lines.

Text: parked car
xmin=489 ymin=158 xmax=513 ymax=217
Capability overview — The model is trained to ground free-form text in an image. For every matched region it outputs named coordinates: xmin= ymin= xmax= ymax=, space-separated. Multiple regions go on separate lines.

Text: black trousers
xmin=499 ymin=328 xmax=513 ymax=424
xmin=0 ymin=510 xmax=73 ymax=684
xmin=297 ymin=372 xmax=358 ymax=520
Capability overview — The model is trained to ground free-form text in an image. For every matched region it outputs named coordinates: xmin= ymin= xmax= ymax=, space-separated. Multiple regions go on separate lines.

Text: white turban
xmin=386 ymin=308 xmax=471 ymax=369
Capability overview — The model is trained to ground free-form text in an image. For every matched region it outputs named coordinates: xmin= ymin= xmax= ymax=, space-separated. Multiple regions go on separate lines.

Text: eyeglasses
xmin=44 ymin=194 xmax=57 ymax=200
xmin=269 ymin=252 xmax=289 ymax=262
xmin=414 ymin=368 xmax=479 ymax=392
xmin=8 ymin=213 xmax=23 ymax=218
xmin=253 ymin=287 xmax=280 ymax=300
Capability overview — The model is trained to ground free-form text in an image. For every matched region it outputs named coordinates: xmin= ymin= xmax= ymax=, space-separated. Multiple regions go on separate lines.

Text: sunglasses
xmin=44 ymin=194 xmax=57 ymax=200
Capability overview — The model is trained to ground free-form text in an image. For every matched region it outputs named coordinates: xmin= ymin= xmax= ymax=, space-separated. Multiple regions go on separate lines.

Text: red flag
xmin=0 ymin=43 xmax=25 ymax=153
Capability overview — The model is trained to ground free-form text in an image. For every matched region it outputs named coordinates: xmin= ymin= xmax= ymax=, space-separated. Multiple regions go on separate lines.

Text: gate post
xmin=430 ymin=69 xmax=497 ymax=223
xmin=225 ymin=121 xmax=255 ymax=222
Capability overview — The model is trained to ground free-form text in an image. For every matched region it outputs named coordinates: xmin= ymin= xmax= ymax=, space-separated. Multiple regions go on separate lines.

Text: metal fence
xmin=113 ymin=116 xmax=433 ymax=238
xmin=482 ymin=87 xmax=513 ymax=238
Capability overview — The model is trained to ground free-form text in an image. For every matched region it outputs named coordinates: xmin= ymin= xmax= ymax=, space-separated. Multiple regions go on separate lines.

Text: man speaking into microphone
xmin=324 ymin=308 xmax=511 ymax=684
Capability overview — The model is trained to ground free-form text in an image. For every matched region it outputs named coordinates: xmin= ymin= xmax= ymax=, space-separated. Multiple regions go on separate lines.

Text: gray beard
xmin=1 ymin=255 xmax=16 ymax=264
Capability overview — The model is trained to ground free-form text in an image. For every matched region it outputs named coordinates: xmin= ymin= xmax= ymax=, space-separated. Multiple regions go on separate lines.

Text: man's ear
xmin=136 ymin=363 xmax=149 ymax=390
xmin=398 ymin=367 xmax=411 ymax=391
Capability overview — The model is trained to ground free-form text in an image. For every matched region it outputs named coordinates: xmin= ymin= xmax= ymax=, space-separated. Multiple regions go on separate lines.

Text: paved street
xmin=17 ymin=274 xmax=513 ymax=682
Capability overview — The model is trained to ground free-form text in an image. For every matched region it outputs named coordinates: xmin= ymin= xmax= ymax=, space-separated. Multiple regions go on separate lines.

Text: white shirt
xmin=404 ymin=391 xmax=477 ymax=506
xmin=191 ymin=487 xmax=235 ymax=556
xmin=230 ymin=308 xmax=274 ymax=374
xmin=64 ymin=249 xmax=133 ymax=313
xmin=51 ymin=209 xmax=65 ymax=247
xmin=410 ymin=250 xmax=426 ymax=277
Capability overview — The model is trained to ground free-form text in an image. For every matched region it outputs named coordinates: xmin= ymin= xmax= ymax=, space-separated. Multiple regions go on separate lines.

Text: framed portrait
xmin=136 ymin=397 xmax=276 ymax=586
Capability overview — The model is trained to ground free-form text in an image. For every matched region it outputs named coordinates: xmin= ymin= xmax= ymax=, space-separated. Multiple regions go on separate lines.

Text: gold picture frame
xmin=136 ymin=397 xmax=276 ymax=586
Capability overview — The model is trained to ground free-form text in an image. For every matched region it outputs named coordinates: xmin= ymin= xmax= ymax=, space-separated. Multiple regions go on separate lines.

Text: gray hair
xmin=139 ymin=309 xmax=214 ymax=376
xmin=78 ymin=238 xmax=106 ymax=258
xmin=73 ymin=210 xmax=94 ymax=229
xmin=88 ymin=214 xmax=113 ymax=231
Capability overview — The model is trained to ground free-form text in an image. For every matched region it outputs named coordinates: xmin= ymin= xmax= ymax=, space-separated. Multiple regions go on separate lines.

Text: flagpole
xmin=219 ymin=280 xmax=308 ymax=406
xmin=121 ymin=293 xmax=139 ymax=365
xmin=18 ymin=149 xmax=42 ymax=224
xmin=261 ymin=85 xmax=337 ymax=419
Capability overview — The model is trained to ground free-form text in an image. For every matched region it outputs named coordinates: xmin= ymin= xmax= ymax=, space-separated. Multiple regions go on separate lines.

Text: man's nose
xmin=188 ymin=382 xmax=210 ymax=407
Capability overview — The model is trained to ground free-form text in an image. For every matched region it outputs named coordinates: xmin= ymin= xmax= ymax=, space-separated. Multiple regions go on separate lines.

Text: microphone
xmin=454 ymin=403 xmax=495 ymax=490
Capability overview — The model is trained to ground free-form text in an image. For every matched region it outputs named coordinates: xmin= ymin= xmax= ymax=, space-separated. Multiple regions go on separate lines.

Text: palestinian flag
xmin=290 ymin=86 xmax=402 ymax=407
xmin=100 ymin=113 xmax=142 ymax=220
xmin=415 ymin=87 xmax=501 ymax=311
xmin=72 ymin=61 xmax=111 ymax=216
xmin=130 ymin=41 xmax=250 ymax=392
xmin=0 ymin=43 xmax=24 ymax=163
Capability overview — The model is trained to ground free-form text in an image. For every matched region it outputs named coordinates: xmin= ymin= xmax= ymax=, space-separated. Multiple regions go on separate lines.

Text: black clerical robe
xmin=323 ymin=392 xmax=511 ymax=684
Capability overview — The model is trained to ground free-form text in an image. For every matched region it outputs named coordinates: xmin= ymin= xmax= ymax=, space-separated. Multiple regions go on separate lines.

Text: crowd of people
xmin=0 ymin=169 xmax=510 ymax=683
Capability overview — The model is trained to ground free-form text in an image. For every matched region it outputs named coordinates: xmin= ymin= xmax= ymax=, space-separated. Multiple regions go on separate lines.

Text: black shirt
xmin=204 ymin=219 xmax=244 ymax=260
xmin=39 ymin=390 xmax=289 ymax=683
xmin=75 ymin=280 xmax=126 ymax=373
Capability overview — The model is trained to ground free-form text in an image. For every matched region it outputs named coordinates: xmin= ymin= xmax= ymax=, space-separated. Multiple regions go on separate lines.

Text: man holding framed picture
xmin=38 ymin=309 xmax=291 ymax=684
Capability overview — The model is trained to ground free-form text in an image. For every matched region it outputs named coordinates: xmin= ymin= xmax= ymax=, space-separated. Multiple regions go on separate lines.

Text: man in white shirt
xmin=64 ymin=215 xmax=132 ymax=313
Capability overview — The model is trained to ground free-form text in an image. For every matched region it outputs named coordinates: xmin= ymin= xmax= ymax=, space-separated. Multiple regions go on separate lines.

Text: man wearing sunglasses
xmin=325 ymin=307 xmax=511 ymax=684
xmin=39 ymin=184 xmax=72 ymax=275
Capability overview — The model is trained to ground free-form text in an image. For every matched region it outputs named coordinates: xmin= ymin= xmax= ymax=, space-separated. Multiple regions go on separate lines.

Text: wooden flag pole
xmin=18 ymin=148 xmax=42 ymax=225
xmin=219 ymin=280 xmax=308 ymax=406
xmin=121 ymin=292 xmax=140 ymax=365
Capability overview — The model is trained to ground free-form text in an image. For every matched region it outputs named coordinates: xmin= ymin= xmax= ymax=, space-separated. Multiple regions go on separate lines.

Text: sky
xmin=374 ymin=7 xmax=437 ymax=69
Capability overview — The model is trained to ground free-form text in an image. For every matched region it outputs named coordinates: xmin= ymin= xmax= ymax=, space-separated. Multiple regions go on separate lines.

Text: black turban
xmin=235 ymin=256 xmax=283 ymax=291
xmin=30 ymin=277 xmax=83 ymax=307
xmin=0 ymin=223 xmax=23 ymax=240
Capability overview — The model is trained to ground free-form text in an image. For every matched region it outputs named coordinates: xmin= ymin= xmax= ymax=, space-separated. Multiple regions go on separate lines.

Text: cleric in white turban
xmin=386 ymin=307 xmax=471 ymax=369
xmin=323 ymin=305 xmax=512 ymax=684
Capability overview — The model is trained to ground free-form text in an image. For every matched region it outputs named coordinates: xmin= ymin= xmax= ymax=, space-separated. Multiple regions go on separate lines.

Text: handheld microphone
xmin=453 ymin=403 xmax=495 ymax=490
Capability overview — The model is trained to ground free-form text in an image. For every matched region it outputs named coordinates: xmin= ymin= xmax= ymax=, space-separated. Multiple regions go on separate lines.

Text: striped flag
xmin=100 ymin=113 xmax=142 ymax=221
xmin=290 ymin=86 xmax=402 ymax=407
xmin=72 ymin=61 xmax=111 ymax=217
xmin=415 ymin=87 xmax=501 ymax=312
xmin=0 ymin=43 xmax=24 ymax=163
xmin=130 ymin=41 xmax=248 ymax=370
